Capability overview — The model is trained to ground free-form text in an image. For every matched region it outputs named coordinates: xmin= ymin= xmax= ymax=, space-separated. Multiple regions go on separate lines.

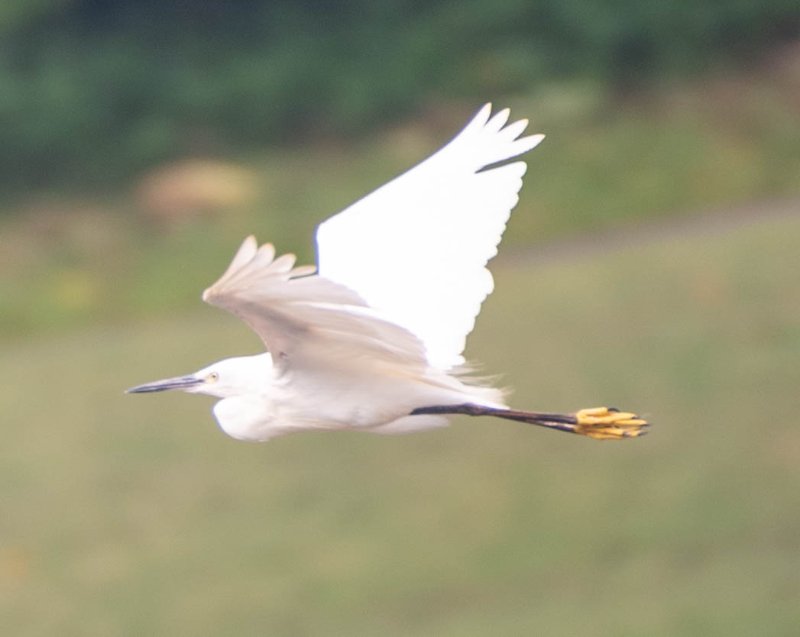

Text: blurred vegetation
xmin=2 ymin=66 xmax=799 ymax=341
xmin=0 ymin=0 xmax=798 ymax=190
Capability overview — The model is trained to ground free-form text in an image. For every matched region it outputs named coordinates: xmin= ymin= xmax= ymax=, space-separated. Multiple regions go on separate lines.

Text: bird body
xmin=205 ymin=353 xmax=480 ymax=441
xmin=129 ymin=105 xmax=648 ymax=442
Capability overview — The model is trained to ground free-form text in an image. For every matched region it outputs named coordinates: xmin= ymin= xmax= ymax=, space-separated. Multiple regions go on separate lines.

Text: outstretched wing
xmin=316 ymin=104 xmax=544 ymax=370
xmin=202 ymin=236 xmax=429 ymax=375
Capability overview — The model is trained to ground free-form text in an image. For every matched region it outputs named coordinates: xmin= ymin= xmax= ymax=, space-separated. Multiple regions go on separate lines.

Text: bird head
xmin=127 ymin=353 xmax=271 ymax=399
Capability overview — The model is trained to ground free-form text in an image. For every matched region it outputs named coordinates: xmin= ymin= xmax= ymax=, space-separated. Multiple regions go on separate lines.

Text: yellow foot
xmin=574 ymin=407 xmax=649 ymax=440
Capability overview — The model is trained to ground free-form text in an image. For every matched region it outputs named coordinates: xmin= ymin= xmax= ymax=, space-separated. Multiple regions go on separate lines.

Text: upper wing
xmin=202 ymin=236 xmax=429 ymax=375
xmin=316 ymin=104 xmax=544 ymax=370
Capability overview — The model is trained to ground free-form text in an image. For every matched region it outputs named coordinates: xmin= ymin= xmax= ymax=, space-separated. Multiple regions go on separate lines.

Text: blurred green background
xmin=1 ymin=1 xmax=799 ymax=635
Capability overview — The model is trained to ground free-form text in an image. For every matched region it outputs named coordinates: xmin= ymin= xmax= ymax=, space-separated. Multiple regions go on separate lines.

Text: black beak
xmin=126 ymin=375 xmax=204 ymax=394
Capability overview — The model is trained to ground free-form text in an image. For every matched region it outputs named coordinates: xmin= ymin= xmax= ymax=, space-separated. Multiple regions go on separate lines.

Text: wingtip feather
xmin=516 ymin=133 xmax=545 ymax=154
xmin=467 ymin=103 xmax=493 ymax=132
xmin=486 ymin=107 xmax=510 ymax=132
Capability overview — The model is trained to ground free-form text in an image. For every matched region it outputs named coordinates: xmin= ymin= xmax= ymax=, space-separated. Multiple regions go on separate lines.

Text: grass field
xmin=1 ymin=208 xmax=798 ymax=636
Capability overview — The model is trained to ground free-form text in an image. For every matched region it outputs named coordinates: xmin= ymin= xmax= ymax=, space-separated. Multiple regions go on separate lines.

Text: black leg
xmin=410 ymin=404 xmax=649 ymax=440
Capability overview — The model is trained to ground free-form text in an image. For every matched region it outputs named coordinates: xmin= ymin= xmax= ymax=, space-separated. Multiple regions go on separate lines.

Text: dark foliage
xmin=0 ymin=0 xmax=797 ymax=191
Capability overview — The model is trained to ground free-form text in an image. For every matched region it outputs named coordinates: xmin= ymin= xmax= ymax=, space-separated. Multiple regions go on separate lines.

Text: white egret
xmin=128 ymin=104 xmax=648 ymax=442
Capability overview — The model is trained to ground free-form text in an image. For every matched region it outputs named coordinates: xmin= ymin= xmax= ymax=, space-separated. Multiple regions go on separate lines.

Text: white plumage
xmin=128 ymin=104 xmax=649 ymax=442
xmin=317 ymin=104 xmax=543 ymax=369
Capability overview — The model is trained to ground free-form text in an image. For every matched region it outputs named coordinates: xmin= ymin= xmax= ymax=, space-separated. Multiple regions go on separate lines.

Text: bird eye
xmin=207 ymin=372 xmax=219 ymax=383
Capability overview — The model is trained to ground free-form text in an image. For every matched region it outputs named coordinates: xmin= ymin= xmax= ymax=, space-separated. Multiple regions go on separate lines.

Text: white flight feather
xmin=316 ymin=103 xmax=544 ymax=369
xmin=202 ymin=237 xmax=430 ymax=374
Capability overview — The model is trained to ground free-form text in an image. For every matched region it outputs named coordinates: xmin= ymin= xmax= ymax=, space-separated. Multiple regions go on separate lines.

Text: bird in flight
xmin=128 ymin=104 xmax=648 ymax=442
